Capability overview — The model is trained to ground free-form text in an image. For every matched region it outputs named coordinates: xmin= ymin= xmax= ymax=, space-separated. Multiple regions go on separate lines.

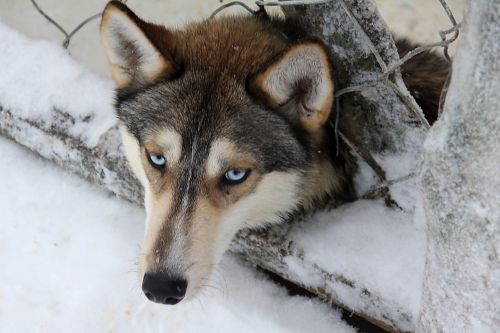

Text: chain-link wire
xmin=249 ymin=0 xmax=460 ymax=197
xmin=30 ymin=0 xmax=460 ymax=199
xmin=29 ymin=0 xmax=127 ymax=49
xmin=31 ymin=0 xmax=459 ymax=91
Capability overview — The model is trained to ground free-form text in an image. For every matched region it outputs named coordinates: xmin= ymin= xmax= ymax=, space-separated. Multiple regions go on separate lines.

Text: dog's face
xmin=100 ymin=1 xmax=339 ymax=304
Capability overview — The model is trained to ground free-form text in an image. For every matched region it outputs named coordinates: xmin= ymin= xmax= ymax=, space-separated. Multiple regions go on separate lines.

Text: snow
xmin=289 ymin=200 xmax=425 ymax=320
xmin=0 ymin=136 xmax=355 ymax=333
xmin=0 ymin=5 xmax=430 ymax=331
xmin=0 ymin=1 xmax=462 ymax=331
xmin=354 ymin=151 xmax=419 ymax=212
xmin=418 ymin=2 xmax=500 ymax=331
xmin=280 ymin=145 xmax=426 ymax=331
xmin=0 ymin=21 xmax=116 ymax=147
xmin=377 ymin=152 xmax=419 ymax=212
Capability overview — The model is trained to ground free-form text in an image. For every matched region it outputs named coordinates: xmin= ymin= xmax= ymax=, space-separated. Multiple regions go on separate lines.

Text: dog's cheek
xmin=240 ymin=171 xmax=302 ymax=227
xmin=119 ymin=125 xmax=148 ymax=187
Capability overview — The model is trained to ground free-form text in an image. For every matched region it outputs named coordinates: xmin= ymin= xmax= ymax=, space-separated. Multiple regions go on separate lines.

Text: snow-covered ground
xmin=0 ymin=136 xmax=355 ymax=333
xmin=0 ymin=1 xmax=468 ymax=331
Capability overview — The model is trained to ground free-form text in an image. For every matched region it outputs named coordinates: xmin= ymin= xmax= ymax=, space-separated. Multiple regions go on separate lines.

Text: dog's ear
xmin=100 ymin=1 xmax=179 ymax=88
xmin=249 ymin=40 xmax=334 ymax=133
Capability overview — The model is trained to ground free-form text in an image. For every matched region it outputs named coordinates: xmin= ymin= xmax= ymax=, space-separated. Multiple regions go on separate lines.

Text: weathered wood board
xmin=0 ymin=105 xmax=417 ymax=332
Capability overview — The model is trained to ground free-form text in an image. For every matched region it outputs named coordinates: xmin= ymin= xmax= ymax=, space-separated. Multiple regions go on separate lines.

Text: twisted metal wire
xmin=29 ymin=0 xmax=127 ymax=49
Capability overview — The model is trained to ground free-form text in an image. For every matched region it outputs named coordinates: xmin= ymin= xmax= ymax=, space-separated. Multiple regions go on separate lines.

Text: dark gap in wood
xmin=257 ymin=267 xmax=390 ymax=333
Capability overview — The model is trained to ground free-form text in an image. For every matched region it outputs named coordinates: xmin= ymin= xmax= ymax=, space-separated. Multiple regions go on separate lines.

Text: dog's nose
xmin=142 ymin=273 xmax=187 ymax=305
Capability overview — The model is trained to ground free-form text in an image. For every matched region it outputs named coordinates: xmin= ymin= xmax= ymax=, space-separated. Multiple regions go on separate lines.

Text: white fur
xmin=119 ymin=125 xmax=147 ymax=187
xmin=101 ymin=6 xmax=167 ymax=87
xmin=212 ymin=171 xmax=301 ymax=265
xmin=262 ymin=44 xmax=331 ymax=111
xmin=119 ymin=125 xmax=183 ymax=275
xmin=205 ymin=138 xmax=233 ymax=177
xmin=156 ymin=128 xmax=183 ymax=166
xmin=184 ymin=171 xmax=301 ymax=299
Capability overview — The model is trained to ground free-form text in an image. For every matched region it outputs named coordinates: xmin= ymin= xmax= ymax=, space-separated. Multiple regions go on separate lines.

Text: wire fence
xmin=29 ymin=0 xmax=461 ymax=201
xmin=29 ymin=0 xmax=128 ymax=49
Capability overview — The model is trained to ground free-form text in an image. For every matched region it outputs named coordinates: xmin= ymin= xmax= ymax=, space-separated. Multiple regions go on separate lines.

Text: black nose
xmin=142 ymin=273 xmax=187 ymax=305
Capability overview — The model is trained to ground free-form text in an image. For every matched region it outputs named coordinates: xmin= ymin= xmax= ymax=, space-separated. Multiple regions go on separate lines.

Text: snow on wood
xmin=0 ymin=23 xmax=116 ymax=147
xmin=418 ymin=1 xmax=500 ymax=331
xmin=232 ymin=199 xmax=425 ymax=333
xmin=0 ymin=20 xmax=426 ymax=332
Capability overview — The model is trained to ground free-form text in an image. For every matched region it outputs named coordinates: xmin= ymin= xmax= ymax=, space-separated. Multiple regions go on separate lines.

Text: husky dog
xmin=100 ymin=1 xmax=447 ymax=304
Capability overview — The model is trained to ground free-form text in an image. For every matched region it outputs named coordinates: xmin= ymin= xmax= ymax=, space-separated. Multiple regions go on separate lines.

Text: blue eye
xmin=224 ymin=169 xmax=249 ymax=185
xmin=148 ymin=153 xmax=166 ymax=169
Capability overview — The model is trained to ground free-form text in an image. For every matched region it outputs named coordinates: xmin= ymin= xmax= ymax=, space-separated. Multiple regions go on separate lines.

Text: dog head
xmin=100 ymin=1 xmax=350 ymax=304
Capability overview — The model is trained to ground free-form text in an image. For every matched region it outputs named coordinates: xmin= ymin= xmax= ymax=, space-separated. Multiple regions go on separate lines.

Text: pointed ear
xmin=249 ymin=40 xmax=334 ymax=133
xmin=100 ymin=1 xmax=178 ymax=88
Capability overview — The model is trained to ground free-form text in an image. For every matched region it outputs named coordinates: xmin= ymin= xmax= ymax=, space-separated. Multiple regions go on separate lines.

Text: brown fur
xmin=101 ymin=1 xmax=450 ymax=303
xmin=397 ymin=39 xmax=450 ymax=124
xmin=103 ymin=4 xmax=356 ymax=202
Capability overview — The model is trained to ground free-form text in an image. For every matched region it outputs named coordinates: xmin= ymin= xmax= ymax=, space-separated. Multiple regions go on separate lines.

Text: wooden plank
xmin=0 ymin=105 xmax=413 ymax=332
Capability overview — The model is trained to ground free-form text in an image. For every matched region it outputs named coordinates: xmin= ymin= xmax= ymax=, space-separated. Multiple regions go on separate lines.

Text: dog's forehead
xmin=114 ymin=16 xmax=313 ymax=171
xmin=174 ymin=17 xmax=288 ymax=81
xmin=120 ymin=78 xmax=310 ymax=172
